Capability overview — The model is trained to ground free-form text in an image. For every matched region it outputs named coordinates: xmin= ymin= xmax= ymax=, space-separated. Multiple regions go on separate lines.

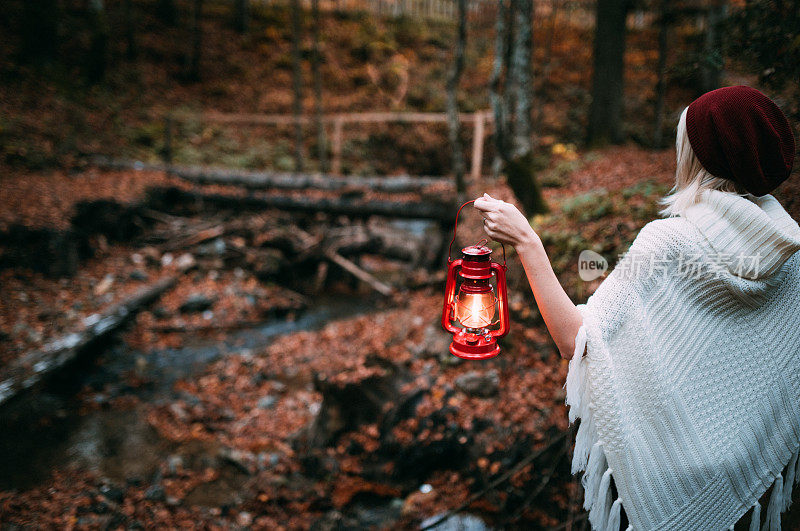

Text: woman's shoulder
xmin=631 ymin=216 xmax=703 ymax=254
xmin=607 ymin=217 xmax=705 ymax=289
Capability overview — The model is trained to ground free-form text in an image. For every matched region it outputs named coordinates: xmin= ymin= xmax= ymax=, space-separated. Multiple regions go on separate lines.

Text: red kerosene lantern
xmin=441 ymin=200 xmax=510 ymax=360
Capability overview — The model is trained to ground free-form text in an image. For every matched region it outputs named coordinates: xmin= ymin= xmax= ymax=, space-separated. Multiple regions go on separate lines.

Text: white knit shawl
xmin=566 ymin=189 xmax=800 ymax=530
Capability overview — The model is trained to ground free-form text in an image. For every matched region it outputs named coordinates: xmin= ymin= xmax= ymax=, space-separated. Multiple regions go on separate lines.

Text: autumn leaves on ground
xmin=0 ymin=149 xmax=677 ymax=529
xmin=2 ymin=1 xmax=799 ymax=530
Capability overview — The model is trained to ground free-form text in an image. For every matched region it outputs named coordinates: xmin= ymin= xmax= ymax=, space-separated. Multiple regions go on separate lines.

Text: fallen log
xmin=159 ymin=225 xmax=224 ymax=253
xmin=324 ymin=250 xmax=395 ymax=296
xmin=0 ymin=276 xmax=178 ymax=408
xmin=90 ymin=156 xmax=453 ymax=194
xmin=146 ymin=186 xmax=457 ymax=222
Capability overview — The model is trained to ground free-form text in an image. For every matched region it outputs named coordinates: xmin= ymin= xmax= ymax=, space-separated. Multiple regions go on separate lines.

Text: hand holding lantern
xmin=441 ymin=200 xmax=510 ymax=360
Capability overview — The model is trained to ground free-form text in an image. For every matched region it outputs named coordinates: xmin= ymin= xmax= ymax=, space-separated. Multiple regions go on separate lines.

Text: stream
xmin=0 ymin=295 xmax=375 ymax=496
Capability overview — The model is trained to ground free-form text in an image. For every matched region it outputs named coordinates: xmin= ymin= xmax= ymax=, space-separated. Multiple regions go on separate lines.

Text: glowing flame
xmin=455 ymin=290 xmax=496 ymax=329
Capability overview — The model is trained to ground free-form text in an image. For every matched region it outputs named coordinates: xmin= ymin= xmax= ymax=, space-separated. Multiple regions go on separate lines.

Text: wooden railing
xmin=165 ymin=110 xmax=494 ymax=180
xmin=254 ymin=0 xmax=498 ymax=21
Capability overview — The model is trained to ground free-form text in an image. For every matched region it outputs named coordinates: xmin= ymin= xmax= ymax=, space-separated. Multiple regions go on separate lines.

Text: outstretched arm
xmin=473 ymin=194 xmax=583 ymax=360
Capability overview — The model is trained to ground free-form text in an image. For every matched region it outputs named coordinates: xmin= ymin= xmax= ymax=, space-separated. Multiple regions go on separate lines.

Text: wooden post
xmin=470 ymin=111 xmax=485 ymax=182
xmin=331 ymin=116 xmax=344 ymax=175
xmin=163 ymin=114 xmax=173 ymax=164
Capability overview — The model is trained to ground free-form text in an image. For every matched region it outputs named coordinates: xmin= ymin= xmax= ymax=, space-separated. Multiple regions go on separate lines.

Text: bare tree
xmin=506 ymin=0 xmax=546 ymax=214
xmin=19 ymin=0 xmax=59 ymax=65
xmin=312 ymin=0 xmax=327 ymax=172
xmin=446 ymin=0 xmax=468 ymax=196
xmin=490 ymin=0 xmax=511 ymax=174
xmin=123 ymin=0 xmax=136 ymax=59
xmin=187 ymin=0 xmax=203 ymax=81
xmin=653 ymin=0 xmax=670 ymax=147
xmin=235 ymin=0 xmax=249 ymax=34
xmin=586 ymin=0 xmax=630 ymax=145
xmin=489 ymin=0 xmax=547 ymax=214
xmin=156 ymin=0 xmax=178 ymax=26
xmin=535 ymin=0 xmax=561 ymax=133
xmin=87 ymin=0 xmax=109 ymax=83
xmin=698 ymin=0 xmax=726 ymax=94
xmin=291 ymin=0 xmax=305 ymax=172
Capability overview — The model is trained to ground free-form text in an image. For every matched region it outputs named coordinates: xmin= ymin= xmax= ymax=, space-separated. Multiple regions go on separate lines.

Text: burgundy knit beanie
xmin=686 ymin=85 xmax=795 ymax=196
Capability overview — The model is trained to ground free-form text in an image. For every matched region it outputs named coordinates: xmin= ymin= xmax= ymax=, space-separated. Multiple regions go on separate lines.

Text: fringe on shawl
xmin=565 ymin=321 xmax=800 ymax=531
xmin=742 ymin=444 xmax=800 ymax=531
xmin=565 ymin=323 xmax=624 ymax=531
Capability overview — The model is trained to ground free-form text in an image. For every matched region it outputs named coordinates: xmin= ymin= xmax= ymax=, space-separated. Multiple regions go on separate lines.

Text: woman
xmin=474 ymin=86 xmax=800 ymax=530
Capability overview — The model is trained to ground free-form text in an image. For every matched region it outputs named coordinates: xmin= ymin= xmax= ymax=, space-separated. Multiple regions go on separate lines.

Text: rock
xmin=455 ymin=370 xmax=499 ymax=398
xmin=167 ymin=455 xmax=184 ymax=475
xmin=98 ymin=483 xmax=124 ymax=504
xmin=144 ymin=484 xmax=166 ymax=502
xmin=304 ymin=357 xmax=406 ymax=448
xmin=175 ymin=253 xmax=196 ymax=272
xmin=257 ymin=395 xmax=277 ymax=409
xmin=410 ymin=324 xmax=460 ymax=365
xmin=179 ymin=293 xmax=215 ymax=313
xmin=236 ymin=512 xmax=253 ymax=526
xmin=129 ymin=269 xmax=149 ymax=281
xmin=168 ymin=403 xmax=189 ymax=422
xmin=420 ymin=514 xmax=491 ymax=531
xmin=218 ymin=446 xmax=257 ymax=475
xmin=197 ymin=238 xmax=226 ymax=256
xmin=141 ymin=246 xmax=161 ymax=265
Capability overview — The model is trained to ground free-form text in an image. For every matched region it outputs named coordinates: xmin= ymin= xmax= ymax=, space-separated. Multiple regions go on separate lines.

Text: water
xmin=0 ymin=296 xmax=374 ymax=493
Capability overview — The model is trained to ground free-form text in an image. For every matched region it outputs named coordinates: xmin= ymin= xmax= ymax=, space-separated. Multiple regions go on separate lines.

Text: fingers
xmin=473 ymin=194 xmax=503 ymax=212
xmin=473 ymin=197 xmax=492 ymax=212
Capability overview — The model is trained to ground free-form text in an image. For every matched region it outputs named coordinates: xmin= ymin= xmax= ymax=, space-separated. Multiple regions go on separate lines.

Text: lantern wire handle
xmin=448 ymin=200 xmax=506 ymax=267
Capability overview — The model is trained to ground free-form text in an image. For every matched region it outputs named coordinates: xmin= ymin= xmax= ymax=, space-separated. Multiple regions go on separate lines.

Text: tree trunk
xmin=505 ymin=0 xmax=547 ymax=215
xmin=509 ymin=0 xmax=533 ymax=157
xmin=653 ymin=0 xmax=670 ymax=148
xmin=0 ymin=277 xmax=177 ymax=408
xmin=124 ymin=0 xmax=137 ymax=59
xmin=89 ymin=156 xmax=451 ymax=193
xmin=146 ymin=186 xmax=457 ymax=221
xmin=188 ymin=0 xmax=203 ymax=81
xmin=311 ymin=0 xmax=327 ymax=172
xmin=535 ymin=0 xmax=560 ymax=133
xmin=698 ymin=0 xmax=726 ymax=95
xmin=87 ymin=0 xmax=109 ymax=83
xmin=156 ymin=0 xmax=178 ymax=26
xmin=446 ymin=0 xmax=468 ymax=196
xmin=586 ymin=0 xmax=629 ymax=146
xmin=291 ymin=0 xmax=305 ymax=172
xmin=490 ymin=0 xmax=511 ymax=176
xmin=234 ymin=0 xmax=249 ymax=33
xmin=19 ymin=0 xmax=59 ymax=64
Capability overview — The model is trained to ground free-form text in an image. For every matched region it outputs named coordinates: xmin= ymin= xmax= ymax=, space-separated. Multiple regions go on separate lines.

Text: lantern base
xmin=449 ymin=331 xmax=500 ymax=360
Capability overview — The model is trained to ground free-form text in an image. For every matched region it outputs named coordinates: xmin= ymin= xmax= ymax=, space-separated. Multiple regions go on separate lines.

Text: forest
xmin=1 ymin=0 xmax=800 ymax=529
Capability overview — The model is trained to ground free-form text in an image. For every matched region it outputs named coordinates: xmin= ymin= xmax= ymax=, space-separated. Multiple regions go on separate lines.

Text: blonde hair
xmin=658 ymin=106 xmax=747 ymax=217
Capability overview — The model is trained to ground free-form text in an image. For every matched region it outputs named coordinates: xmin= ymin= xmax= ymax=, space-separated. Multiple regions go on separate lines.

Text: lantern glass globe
xmin=455 ymin=289 xmax=496 ymax=329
